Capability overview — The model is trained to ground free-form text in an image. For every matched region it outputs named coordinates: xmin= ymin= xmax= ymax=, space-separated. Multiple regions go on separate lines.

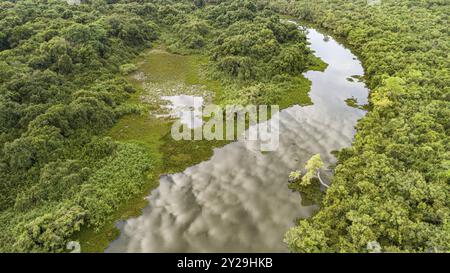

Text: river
xmin=106 ymin=24 xmax=369 ymax=253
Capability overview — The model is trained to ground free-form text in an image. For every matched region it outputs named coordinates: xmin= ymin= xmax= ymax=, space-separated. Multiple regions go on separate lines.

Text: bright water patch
xmin=158 ymin=95 xmax=204 ymax=129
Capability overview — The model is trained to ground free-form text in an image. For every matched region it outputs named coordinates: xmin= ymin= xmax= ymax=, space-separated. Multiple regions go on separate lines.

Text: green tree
xmin=57 ymin=54 xmax=73 ymax=74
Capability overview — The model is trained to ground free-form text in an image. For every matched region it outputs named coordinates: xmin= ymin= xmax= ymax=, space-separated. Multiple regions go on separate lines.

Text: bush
xmin=119 ymin=63 xmax=137 ymax=75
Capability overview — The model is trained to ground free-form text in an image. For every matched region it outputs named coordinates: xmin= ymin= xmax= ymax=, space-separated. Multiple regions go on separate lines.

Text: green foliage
xmin=78 ymin=143 xmax=152 ymax=229
xmin=119 ymin=63 xmax=137 ymax=75
xmin=284 ymin=221 xmax=329 ymax=253
xmin=301 ymin=154 xmax=324 ymax=187
xmin=289 ymin=170 xmax=302 ymax=181
xmin=210 ymin=15 xmax=311 ymax=81
xmin=4 ymin=0 xmax=311 ymax=252
xmin=288 ymin=154 xmax=325 ymax=206
xmin=14 ymin=160 xmax=91 ymax=211
xmin=4 ymin=0 xmax=445 ymax=254
xmin=14 ymin=204 xmax=87 ymax=253
xmin=279 ymin=0 xmax=450 ymax=253
xmin=1 ymin=140 xmax=151 ymax=253
xmin=170 ymin=18 xmax=210 ymax=50
xmin=0 ymin=0 xmax=164 ymax=252
xmin=161 ymin=0 xmax=321 ymax=107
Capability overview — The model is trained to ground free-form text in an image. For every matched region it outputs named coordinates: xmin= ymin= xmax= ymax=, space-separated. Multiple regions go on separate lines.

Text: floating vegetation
xmin=347 ymin=75 xmax=364 ymax=83
xmin=345 ymin=97 xmax=369 ymax=110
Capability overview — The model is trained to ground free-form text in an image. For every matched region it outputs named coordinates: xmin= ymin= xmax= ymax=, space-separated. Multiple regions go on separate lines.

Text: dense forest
xmin=0 ymin=0 xmax=320 ymax=252
xmin=277 ymin=0 xmax=450 ymax=252
xmin=0 ymin=0 xmax=448 ymax=253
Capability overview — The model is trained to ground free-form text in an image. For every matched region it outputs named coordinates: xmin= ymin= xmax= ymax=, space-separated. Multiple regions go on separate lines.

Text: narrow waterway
xmin=106 ymin=25 xmax=369 ymax=253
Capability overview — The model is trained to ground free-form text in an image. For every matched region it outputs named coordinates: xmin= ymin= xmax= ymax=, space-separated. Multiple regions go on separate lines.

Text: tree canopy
xmin=277 ymin=0 xmax=450 ymax=253
xmin=0 ymin=0 xmax=447 ymax=253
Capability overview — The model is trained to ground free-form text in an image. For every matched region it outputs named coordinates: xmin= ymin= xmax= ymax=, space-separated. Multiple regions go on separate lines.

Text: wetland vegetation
xmin=0 ymin=0 xmax=322 ymax=252
xmin=0 ymin=0 xmax=448 ymax=253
